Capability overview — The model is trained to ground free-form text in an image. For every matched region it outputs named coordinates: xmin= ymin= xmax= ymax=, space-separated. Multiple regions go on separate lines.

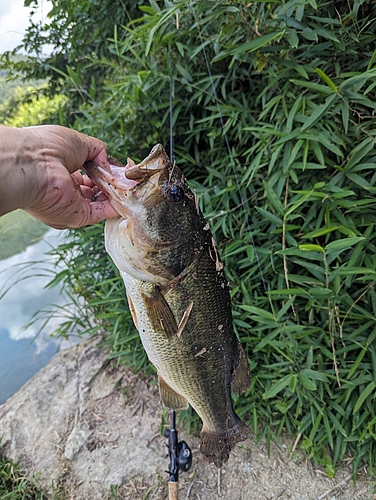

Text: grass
xmin=0 ymin=453 xmax=48 ymax=499
xmin=0 ymin=448 xmax=164 ymax=499
xmin=0 ymin=210 xmax=48 ymax=261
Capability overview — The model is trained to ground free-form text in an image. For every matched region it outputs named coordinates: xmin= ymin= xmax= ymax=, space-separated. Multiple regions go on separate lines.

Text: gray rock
xmin=64 ymin=423 xmax=93 ymax=461
xmin=0 ymin=337 xmax=165 ymax=499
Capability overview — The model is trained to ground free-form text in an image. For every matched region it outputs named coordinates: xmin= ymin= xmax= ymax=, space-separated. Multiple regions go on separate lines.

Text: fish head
xmin=83 ymin=144 xmax=206 ymax=284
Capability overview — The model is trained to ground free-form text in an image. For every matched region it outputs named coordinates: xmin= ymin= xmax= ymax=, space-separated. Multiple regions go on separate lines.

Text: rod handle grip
xmin=168 ymin=480 xmax=179 ymax=500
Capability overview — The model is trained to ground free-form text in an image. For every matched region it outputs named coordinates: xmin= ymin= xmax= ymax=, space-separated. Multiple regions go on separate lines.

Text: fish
xmin=84 ymin=144 xmax=251 ymax=467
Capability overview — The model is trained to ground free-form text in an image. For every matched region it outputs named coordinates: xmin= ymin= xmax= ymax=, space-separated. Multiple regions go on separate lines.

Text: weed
xmin=0 ymin=454 xmax=48 ymax=499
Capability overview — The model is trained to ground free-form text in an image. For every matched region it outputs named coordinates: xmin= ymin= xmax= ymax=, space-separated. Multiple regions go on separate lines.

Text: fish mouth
xmin=83 ymin=144 xmax=168 ymax=198
xmin=124 ymin=144 xmax=168 ymax=182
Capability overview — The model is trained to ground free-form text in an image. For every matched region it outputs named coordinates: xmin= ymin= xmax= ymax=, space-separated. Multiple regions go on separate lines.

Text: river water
xmin=0 ymin=230 xmax=80 ymax=404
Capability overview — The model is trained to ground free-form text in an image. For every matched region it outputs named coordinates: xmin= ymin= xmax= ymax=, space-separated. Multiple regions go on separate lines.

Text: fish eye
xmin=168 ymin=185 xmax=184 ymax=203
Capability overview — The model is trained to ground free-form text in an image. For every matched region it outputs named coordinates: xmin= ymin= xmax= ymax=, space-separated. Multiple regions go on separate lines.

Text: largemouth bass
xmin=84 ymin=145 xmax=251 ymax=467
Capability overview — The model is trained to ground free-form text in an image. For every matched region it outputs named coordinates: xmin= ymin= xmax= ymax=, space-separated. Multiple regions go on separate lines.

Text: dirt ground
xmin=68 ymin=361 xmax=375 ymax=500
xmin=101 ymin=372 xmax=376 ymax=500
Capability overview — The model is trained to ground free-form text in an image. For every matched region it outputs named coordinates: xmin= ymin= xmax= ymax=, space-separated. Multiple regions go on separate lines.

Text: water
xmin=0 ymin=328 xmax=57 ymax=402
xmin=0 ymin=230 xmax=79 ymax=405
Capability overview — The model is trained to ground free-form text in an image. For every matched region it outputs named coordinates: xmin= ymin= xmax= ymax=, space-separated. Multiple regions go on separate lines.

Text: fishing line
xmin=166 ymin=51 xmax=193 ymax=499
xmin=169 ymin=54 xmax=175 ymax=162
xmin=188 ymin=0 xmax=301 ymax=371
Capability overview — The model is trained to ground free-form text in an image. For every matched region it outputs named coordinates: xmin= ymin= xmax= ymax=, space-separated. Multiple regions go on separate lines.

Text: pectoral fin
xmin=141 ymin=286 xmax=178 ymax=339
xmin=232 ymin=344 xmax=251 ymax=395
xmin=126 ymin=291 xmax=138 ymax=330
xmin=158 ymin=373 xmax=189 ymax=410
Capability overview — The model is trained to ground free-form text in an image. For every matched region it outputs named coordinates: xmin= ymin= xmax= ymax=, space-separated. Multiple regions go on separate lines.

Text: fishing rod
xmin=161 ymin=48 xmax=192 ymax=500
xmin=164 ymin=410 xmax=192 ymax=499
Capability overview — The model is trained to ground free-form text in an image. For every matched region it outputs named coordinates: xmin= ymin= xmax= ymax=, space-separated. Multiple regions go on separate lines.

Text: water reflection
xmin=0 ymin=328 xmax=57 ymax=403
xmin=0 ymin=230 xmax=80 ymax=404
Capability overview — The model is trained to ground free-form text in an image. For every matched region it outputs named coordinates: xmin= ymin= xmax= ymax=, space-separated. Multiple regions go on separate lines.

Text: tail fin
xmin=200 ymin=418 xmax=252 ymax=467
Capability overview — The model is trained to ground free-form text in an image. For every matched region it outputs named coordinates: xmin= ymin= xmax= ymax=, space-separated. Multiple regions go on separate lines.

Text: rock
xmin=0 ymin=337 xmax=165 ymax=499
xmin=64 ymin=423 xmax=93 ymax=461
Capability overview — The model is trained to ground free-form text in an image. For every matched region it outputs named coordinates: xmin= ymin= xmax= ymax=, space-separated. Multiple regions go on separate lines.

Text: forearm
xmin=0 ymin=126 xmax=37 ymax=216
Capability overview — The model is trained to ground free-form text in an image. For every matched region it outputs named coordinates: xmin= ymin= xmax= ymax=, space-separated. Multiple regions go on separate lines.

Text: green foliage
xmin=0 ymin=57 xmax=49 ymax=123
xmin=1 ymin=85 xmax=68 ymax=127
xmin=0 ymin=77 xmax=28 ymax=108
xmin=1 ymin=0 xmax=148 ymax=119
xmin=0 ymin=55 xmax=42 ymax=106
xmin=0 ymin=451 xmax=47 ymax=499
xmin=9 ymin=0 xmax=376 ymax=475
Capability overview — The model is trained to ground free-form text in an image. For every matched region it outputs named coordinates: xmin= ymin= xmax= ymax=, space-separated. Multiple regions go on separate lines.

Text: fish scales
xmin=84 ymin=144 xmax=251 ymax=467
xmin=121 ymin=251 xmax=235 ymax=430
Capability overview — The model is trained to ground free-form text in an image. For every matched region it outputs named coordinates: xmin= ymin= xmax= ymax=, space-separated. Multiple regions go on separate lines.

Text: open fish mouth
xmin=83 ymin=158 xmax=138 ymax=197
xmin=83 ymin=144 xmax=167 ymax=197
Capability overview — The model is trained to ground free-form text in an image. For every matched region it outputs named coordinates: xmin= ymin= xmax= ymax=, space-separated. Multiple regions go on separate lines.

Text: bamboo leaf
xmin=341 ymin=100 xmax=349 ymax=134
xmin=323 ymin=411 xmax=333 ymax=449
xmin=255 ymin=207 xmax=283 ymax=226
xmin=66 ymin=66 xmax=82 ymax=87
xmin=325 ymin=237 xmax=365 ymax=253
xmin=263 ymin=374 xmax=296 ymax=399
xmin=290 ymin=79 xmax=333 ymax=94
xmin=302 ymin=226 xmax=340 ymax=238
xmin=263 ymin=180 xmax=284 ymax=214
xmin=345 ymin=138 xmax=375 ymax=172
xmin=286 ymin=29 xmax=299 ymax=49
xmin=353 ymin=381 xmax=376 ymax=414
xmin=299 ymin=244 xmax=325 ymax=252
xmin=212 ymin=32 xmax=282 ymax=63
xmin=315 ymin=68 xmax=338 ymax=92
xmin=286 ymin=96 xmax=302 ymax=133
xmin=328 ymin=410 xmax=348 ymax=438
xmin=301 ymin=94 xmax=338 ymax=132
xmin=300 ymin=369 xmax=328 ymax=382
xmin=298 ymin=373 xmax=316 ymax=390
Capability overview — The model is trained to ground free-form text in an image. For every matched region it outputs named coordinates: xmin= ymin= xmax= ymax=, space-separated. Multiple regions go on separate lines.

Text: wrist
xmin=0 ymin=126 xmax=39 ymax=216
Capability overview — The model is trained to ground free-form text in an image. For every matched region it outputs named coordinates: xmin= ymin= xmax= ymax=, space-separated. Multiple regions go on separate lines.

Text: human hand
xmin=0 ymin=125 xmax=118 ymax=229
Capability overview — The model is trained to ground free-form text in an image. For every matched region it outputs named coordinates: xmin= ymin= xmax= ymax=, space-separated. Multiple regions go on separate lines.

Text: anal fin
xmin=158 ymin=373 xmax=189 ymax=410
xmin=232 ymin=343 xmax=251 ymax=395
